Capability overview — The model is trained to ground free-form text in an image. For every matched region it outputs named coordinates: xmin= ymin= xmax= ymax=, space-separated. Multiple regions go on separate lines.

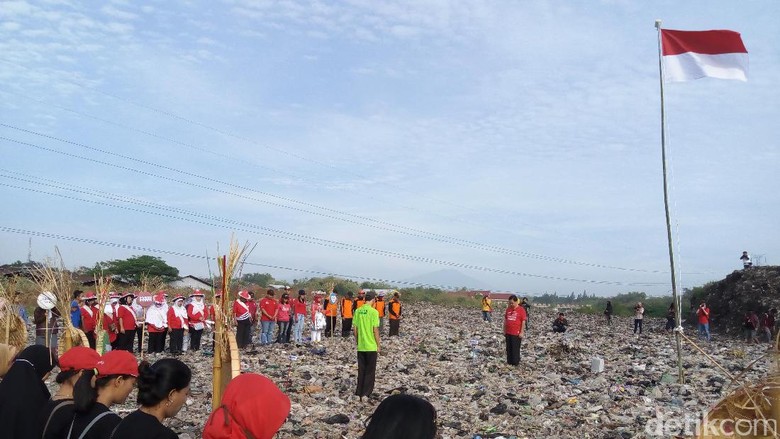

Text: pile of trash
xmin=41 ymin=303 xmax=774 ymax=438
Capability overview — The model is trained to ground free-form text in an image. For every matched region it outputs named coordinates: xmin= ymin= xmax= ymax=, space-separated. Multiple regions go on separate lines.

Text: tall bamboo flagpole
xmin=655 ymin=19 xmax=685 ymax=385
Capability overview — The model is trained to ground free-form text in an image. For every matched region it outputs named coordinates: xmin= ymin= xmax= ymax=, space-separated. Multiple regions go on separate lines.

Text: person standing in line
xmin=80 ymin=292 xmax=99 ymax=349
xmin=103 ymin=292 xmax=120 ymax=351
xmin=13 ymin=291 xmax=28 ymax=324
xmin=283 ymin=288 xmax=294 ymax=343
xmin=247 ymin=291 xmax=259 ymax=343
xmin=259 ymin=289 xmax=278 ymax=345
xmin=740 ymin=251 xmax=752 ymax=269
xmin=324 ymin=292 xmax=339 ymax=337
xmin=374 ymin=293 xmax=386 ymax=332
xmin=665 ymin=302 xmax=676 ymax=332
xmin=187 ymin=290 xmax=207 ymax=352
xmin=116 ymin=293 xmax=138 ymax=352
xmin=353 ymin=292 xmax=380 ymax=401
xmin=481 ymin=293 xmax=492 ymax=323
xmin=0 ymin=345 xmax=59 ymax=439
xmin=341 ymin=292 xmax=355 ymax=338
xmin=71 ymin=290 xmax=83 ymax=330
xmin=633 ymin=302 xmax=645 ymax=335
xmin=167 ymin=295 xmax=188 ymax=355
xmin=521 ymin=297 xmax=531 ymax=330
xmin=34 ymin=301 xmax=60 ymax=354
xmin=276 ymin=293 xmax=291 ymax=343
xmin=355 ymin=290 xmax=367 ymax=310
xmin=146 ymin=293 xmax=168 ymax=354
xmin=604 ymin=301 xmax=613 ymax=326
xmin=744 ymin=310 xmax=760 ymax=344
xmin=132 ymin=292 xmax=146 ymax=353
xmin=696 ymin=301 xmax=711 ymax=342
xmin=311 ymin=293 xmax=325 ymax=343
xmin=234 ymin=290 xmax=253 ymax=349
xmin=388 ymin=292 xmax=402 ymax=336
xmin=292 ymin=290 xmax=307 ymax=344
xmin=504 ymin=295 xmax=526 ymax=366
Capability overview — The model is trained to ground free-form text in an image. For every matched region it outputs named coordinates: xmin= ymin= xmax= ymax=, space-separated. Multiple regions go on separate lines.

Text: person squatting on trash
xmin=552 ymin=313 xmax=568 ymax=333
xmin=360 ymin=394 xmax=437 ymax=439
xmin=110 ymin=358 xmax=191 ymax=439
xmin=203 ymin=373 xmax=291 ymax=439
xmin=68 ymin=350 xmax=140 ymax=439
xmin=354 ymin=291 xmax=380 ymax=401
xmin=504 ymin=295 xmax=527 ymax=366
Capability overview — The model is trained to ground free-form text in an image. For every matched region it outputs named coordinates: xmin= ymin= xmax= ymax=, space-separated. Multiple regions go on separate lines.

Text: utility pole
xmin=27 ymin=237 xmax=32 ymax=262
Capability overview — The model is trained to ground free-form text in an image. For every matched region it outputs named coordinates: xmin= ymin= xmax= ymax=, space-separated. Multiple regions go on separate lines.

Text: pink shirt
xmin=277 ymin=303 xmax=291 ymax=322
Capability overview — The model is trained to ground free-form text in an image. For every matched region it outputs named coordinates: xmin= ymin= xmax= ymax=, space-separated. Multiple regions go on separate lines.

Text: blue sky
xmin=1 ymin=0 xmax=778 ymax=295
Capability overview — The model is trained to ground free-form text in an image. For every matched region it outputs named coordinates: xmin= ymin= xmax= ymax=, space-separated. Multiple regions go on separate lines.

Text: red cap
xmin=191 ymin=290 xmax=205 ymax=297
xmin=109 ymin=292 xmax=120 ymax=299
xmin=95 ymin=350 xmax=139 ymax=377
xmin=238 ymin=290 xmax=250 ymax=300
xmin=83 ymin=291 xmax=97 ymax=300
xmin=153 ymin=293 xmax=166 ymax=305
xmin=59 ymin=346 xmax=100 ymax=372
xmin=120 ymin=292 xmax=135 ymax=299
xmin=203 ymin=373 xmax=290 ymax=439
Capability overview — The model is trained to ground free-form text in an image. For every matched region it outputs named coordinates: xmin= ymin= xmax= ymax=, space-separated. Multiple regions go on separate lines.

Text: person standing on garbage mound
xmin=203 ymin=373 xmax=290 ymax=439
xmin=504 ymin=295 xmax=526 ymax=366
xmin=353 ymin=291 xmax=381 ymax=401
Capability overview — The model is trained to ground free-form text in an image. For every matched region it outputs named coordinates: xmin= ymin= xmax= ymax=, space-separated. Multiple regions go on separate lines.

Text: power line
xmin=0 ymin=176 xmax=667 ymax=287
xmin=0 ymin=225 xmax=666 ymax=291
xmin=0 ymin=129 xmax=673 ymax=274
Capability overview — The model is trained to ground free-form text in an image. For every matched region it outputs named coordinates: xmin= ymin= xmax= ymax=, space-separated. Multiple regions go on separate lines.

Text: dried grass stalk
xmin=92 ymin=273 xmax=113 ymax=355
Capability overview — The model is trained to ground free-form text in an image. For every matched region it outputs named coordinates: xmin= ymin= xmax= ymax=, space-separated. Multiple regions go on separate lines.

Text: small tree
xmin=92 ymin=255 xmax=179 ymax=284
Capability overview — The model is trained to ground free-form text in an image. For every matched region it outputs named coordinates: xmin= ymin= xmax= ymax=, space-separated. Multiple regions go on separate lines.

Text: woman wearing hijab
xmin=146 ymin=293 xmax=168 ymax=354
xmin=167 ymin=296 xmax=188 ymax=355
xmin=361 ymin=394 xmax=437 ymax=439
xmin=0 ymin=344 xmax=58 ymax=438
xmin=38 ymin=346 xmax=100 ymax=439
xmin=111 ymin=358 xmax=191 ymax=439
xmin=311 ymin=293 xmax=324 ymax=343
xmin=186 ymin=291 xmax=206 ymax=351
xmin=203 ymin=373 xmax=290 ymax=439
xmin=69 ymin=350 xmax=139 ymax=439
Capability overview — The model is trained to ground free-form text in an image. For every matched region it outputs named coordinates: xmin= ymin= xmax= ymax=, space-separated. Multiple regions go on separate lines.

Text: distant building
xmin=169 ymin=275 xmax=212 ymax=290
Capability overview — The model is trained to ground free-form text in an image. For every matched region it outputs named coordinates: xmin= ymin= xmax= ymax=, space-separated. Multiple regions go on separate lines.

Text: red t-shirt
xmin=247 ymin=300 xmax=257 ymax=321
xmin=697 ymin=307 xmax=710 ymax=324
xmin=80 ymin=305 xmax=98 ymax=333
xmin=117 ymin=305 xmax=137 ymax=331
xmin=504 ymin=305 xmax=527 ymax=336
xmin=168 ymin=307 xmax=187 ymax=329
xmin=259 ymin=297 xmax=278 ymax=321
xmin=293 ymin=298 xmax=307 ymax=316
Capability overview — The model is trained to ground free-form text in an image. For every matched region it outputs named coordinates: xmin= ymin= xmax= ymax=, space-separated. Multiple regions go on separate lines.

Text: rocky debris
xmin=36 ymin=302 xmax=775 ymax=438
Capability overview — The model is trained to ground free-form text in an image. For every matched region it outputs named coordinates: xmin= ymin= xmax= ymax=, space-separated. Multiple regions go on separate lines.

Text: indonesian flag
xmin=661 ymin=29 xmax=748 ymax=82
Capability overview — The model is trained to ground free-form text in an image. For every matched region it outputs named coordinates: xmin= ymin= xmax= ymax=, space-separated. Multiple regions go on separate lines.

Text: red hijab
xmin=203 ymin=373 xmax=290 ymax=439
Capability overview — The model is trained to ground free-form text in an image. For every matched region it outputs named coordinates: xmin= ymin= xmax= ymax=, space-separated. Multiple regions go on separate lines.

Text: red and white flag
xmin=661 ymin=29 xmax=748 ymax=82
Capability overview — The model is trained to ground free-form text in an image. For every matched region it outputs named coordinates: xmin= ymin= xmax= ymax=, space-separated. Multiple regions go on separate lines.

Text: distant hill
xmin=402 ymin=269 xmax=491 ymax=290
xmin=687 ymin=266 xmax=780 ymax=333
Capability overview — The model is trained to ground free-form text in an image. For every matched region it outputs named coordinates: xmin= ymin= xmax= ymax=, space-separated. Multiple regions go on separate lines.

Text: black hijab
xmin=0 ymin=345 xmax=58 ymax=438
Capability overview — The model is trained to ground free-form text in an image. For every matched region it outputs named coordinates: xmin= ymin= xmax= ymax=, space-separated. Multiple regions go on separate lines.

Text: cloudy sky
xmin=1 ymin=0 xmax=778 ymax=295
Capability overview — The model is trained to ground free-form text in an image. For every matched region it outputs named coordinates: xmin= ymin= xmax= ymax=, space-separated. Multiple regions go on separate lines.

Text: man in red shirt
xmin=504 ymin=295 xmax=527 ymax=366
xmin=259 ymin=289 xmax=279 ymax=345
xmin=696 ymin=302 xmax=710 ymax=342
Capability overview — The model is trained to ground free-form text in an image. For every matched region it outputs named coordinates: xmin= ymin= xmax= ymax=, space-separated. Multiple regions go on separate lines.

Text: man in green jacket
xmin=353 ymin=291 xmax=380 ymax=401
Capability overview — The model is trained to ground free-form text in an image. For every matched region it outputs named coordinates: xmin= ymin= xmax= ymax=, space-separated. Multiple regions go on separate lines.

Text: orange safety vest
xmin=355 ymin=298 xmax=366 ymax=309
xmin=388 ymin=300 xmax=401 ymax=320
xmin=341 ymin=298 xmax=354 ymax=319
xmin=374 ymin=299 xmax=385 ymax=318
xmin=325 ymin=301 xmax=338 ymax=317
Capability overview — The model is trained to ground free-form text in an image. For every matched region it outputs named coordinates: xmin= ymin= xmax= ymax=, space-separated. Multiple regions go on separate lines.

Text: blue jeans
xmin=260 ymin=320 xmax=274 ymax=344
xmin=294 ymin=313 xmax=306 ymax=342
xmin=482 ymin=311 xmax=492 ymax=322
xmin=698 ymin=323 xmax=710 ymax=341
